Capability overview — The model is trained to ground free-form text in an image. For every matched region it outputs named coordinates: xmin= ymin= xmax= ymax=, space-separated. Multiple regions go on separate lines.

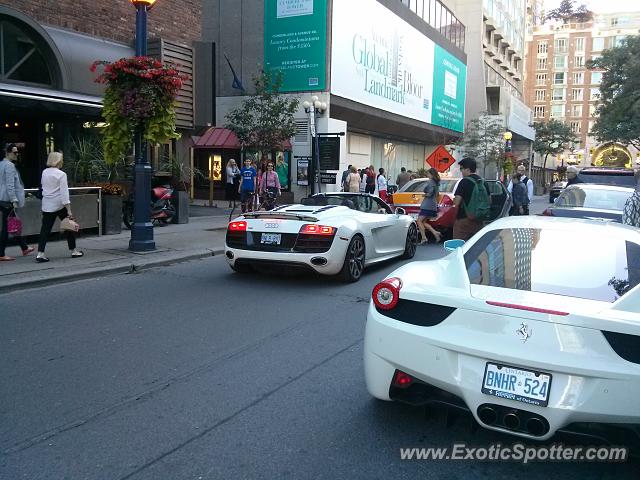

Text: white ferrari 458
xmin=225 ymin=193 xmax=418 ymax=282
xmin=365 ymin=215 xmax=640 ymax=446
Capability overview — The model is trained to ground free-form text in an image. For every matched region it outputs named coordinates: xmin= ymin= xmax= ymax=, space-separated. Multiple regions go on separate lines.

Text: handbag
xmin=7 ymin=210 xmax=22 ymax=235
xmin=60 ymin=217 xmax=80 ymax=232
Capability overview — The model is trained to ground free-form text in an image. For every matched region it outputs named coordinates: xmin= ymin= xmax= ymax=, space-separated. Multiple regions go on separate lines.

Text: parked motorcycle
xmin=122 ymin=185 xmax=176 ymax=229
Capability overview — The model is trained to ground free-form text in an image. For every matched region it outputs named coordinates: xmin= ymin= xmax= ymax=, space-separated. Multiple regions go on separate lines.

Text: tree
xmin=457 ymin=114 xmax=505 ymax=177
xmin=588 ymin=36 xmax=640 ymax=150
xmin=532 ymin=120 xmax=576 ymax=171
xmin=225 ymin=69 xmax=299 ymax=157
xmin=545 ymin=0 xmax=592 ymax=24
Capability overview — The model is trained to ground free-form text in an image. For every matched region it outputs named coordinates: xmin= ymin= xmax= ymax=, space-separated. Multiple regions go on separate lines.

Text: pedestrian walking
xmin=417 ymin=167 xmax=442 ymax=244
xmin=622 ymin=169 xmax=640 ymax=228
xmin=0 ymin=143 xmax=35 ymax=261
xmin=509 ymin=173 xmax=529 ymax=216
xmin=239 ymin=158 xmax=257 ymax=213
xmin=396 ymin=167 xmax=411 ymax=190
xmin=359 ymin=167 xmax=367 ymax=193
xmin=259 ymin=161 xmax=281 ymax=197
xmin=377 ymin=168 xmax=388 ymax=202
xmin=341 ymin=164 xmax=352 ymax=192
xmin=346 ymin=165 xmax=361 ymax=193
xmin=452 ymin=157 xmax=491 ymax=241
xmin=365 ymin=165 xmax=376 ymax=194
xmin=507 ymin=165 xmax=533 ymax=214
xmin=225 ymin=159 xmax=240 ymax=208
xmin=36 ymin=152 xmax=83 ymax=263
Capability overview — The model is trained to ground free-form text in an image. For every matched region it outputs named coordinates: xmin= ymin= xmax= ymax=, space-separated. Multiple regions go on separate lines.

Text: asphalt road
xmin=0 ymin=243 xmax=635 ymax=479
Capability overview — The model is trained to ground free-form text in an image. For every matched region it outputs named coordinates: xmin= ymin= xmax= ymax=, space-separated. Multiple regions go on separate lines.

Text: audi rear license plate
xmin=260 ymin=233 xmax=281 ymax=245
xmin=481 ymin=363 xmax=552 ymax=407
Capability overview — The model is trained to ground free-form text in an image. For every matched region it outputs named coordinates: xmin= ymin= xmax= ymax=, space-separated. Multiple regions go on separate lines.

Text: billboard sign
xmin=330 ymin=0 xmax=466 ymax=132
xmin=264 ymin=0 xmax=327 ymax=92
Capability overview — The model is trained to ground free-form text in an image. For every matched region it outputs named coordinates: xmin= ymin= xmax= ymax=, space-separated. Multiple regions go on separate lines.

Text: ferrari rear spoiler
xmin=242 ymin=211 xmax=319 ymax=222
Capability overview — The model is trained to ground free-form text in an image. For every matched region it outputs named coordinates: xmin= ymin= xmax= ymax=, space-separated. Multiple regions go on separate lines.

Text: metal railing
xmin=399 ymin=0 xmax=466 ymax=50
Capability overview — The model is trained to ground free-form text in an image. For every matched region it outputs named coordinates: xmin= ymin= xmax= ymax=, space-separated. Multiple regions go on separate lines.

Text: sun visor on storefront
xmin=194 ymin=127 xmax=292 ymax=150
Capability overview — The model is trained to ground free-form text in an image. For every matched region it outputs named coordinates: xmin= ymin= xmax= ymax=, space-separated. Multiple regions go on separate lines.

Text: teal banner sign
xmin=431 ymin=45 xmax=466 ymax=132
xmin=264 ymin=0 xmax=327 ymax=92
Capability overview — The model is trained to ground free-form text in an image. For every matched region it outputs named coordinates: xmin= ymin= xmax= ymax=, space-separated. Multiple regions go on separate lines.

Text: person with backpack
xmin=453 ymin=157 xmax=491 ymax=241
xmin=507 ymin=165 xmax=533 ymax=215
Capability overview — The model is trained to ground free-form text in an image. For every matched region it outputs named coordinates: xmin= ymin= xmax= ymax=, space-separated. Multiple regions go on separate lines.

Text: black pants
xmin=0 ymin=205 xmax=28 ymax=256
xmin=38 ymin=208 xmax=76 ymax=252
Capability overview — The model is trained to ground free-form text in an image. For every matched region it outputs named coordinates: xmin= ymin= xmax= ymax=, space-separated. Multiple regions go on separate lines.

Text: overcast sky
xmin=544 ymin=0 xmax=639 ymax=14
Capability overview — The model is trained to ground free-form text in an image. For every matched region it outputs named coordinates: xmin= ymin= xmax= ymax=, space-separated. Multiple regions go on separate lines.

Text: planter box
xmin=172 ymin=190 xmax=189 ymax=224
xmin=19 ymin=194 xmax=100 ymax=236
xmin=102 ymin=195 xmax=123 ymax=235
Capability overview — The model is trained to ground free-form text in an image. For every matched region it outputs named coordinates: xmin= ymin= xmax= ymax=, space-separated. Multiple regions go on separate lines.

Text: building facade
xmin=441 ymin=0 xmax=535 ymax=177
xmin=0 ymin=0 xmax=202 ymax=188
xmin=201 ymin=0 xmax=468 ymax=199
xmin=524 ymin=11 xmax=640 ymax=168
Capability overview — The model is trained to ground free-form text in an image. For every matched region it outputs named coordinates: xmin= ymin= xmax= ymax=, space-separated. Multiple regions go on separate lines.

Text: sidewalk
xmin=0 ymin=205 xmax=235 ymax=293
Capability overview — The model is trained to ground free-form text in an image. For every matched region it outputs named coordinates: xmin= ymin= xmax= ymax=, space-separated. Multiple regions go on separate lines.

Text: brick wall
xmin=0 ymin=0 xmax=202 ymax=45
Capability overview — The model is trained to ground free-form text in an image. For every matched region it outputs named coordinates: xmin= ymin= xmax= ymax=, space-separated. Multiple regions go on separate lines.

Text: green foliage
xmin=588 ymin=36 xmax=640 ymax=150
xmin=225 ymin=69 xmax=299 ymax=154
xmin=533 ymin=120 xmax=576 ymax=170
xmin=545 ymin=0 xmax=592 ymax=24
xmin=158 ymin=153 xmax=205 ymax=191
xmin=457 ymin=114 xmax=505 ymax=176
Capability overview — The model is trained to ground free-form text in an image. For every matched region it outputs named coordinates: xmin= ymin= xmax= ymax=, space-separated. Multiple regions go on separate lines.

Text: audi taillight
xmin=228 ymin=221 xmax=247 ymax=232
xmin=391 ymin=370 xmax=413 ymax=388
xmin=299 ymin=224 xmax=336 ymax=235
xmin=372 ymin=277 xmax=403 ymax=310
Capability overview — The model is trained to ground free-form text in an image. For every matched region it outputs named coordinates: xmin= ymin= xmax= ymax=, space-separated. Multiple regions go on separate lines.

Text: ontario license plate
xmin=260 ymin=233 xmax=281 ymax=245
xmin=481 ymin=363 xmax=552 ymax=407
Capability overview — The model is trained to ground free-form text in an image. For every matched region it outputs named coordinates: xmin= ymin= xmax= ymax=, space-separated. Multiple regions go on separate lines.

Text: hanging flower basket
xmin=91 ymin=56 xmax=189 ymax=166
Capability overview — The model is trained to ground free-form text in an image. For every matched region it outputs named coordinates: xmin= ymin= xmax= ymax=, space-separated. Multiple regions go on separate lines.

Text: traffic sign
xmin=425 ymin=145 xmax=455 ymax=173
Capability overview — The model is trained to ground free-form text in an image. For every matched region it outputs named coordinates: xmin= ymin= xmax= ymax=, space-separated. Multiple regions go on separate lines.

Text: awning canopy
xmin=193 ymin=127 xmax=292 ymax=150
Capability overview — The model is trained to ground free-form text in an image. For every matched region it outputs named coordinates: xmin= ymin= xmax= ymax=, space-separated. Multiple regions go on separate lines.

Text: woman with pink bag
xmin=0 ymin=143 xmax=35 ymax=261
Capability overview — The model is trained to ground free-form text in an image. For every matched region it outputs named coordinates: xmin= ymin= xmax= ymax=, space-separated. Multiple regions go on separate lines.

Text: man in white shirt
xmin=507 ymin=165 xmax=533 ymax=215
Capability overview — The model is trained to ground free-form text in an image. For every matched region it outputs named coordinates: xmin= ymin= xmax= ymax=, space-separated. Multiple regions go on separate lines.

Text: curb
xmin=0 ymin=248 xmax=225 ymax=294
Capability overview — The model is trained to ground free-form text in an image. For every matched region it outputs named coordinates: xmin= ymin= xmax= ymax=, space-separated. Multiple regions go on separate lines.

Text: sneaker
xmin=22 ymin=247 xmax=35 ymax=256
xmin=71 ymin=250 xmax=84 ymax=258
xmin=35 ymin=256 xmax=49 ymax=263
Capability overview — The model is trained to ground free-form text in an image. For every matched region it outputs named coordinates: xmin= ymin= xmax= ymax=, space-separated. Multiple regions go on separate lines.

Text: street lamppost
xmin=129 ymin=0 xmax=157 ymax=252
xmin=502 ymin=131 xmax=512 ymax=181
xmin=302 ymin=95 xmax=327 ymax=195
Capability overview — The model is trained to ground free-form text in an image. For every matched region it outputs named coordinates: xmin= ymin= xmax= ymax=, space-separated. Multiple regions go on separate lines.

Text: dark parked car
xmin=549 ymin=180 xmax=567 ymax=203
xmin=577 ymin=167 xmax=636 ymax=187
xmin=543 ymin=184 xmax=635 ymax=223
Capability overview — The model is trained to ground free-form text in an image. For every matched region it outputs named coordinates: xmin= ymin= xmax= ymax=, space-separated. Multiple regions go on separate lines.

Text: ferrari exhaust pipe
xmin=503 ymin=412 xmax=521 ymax=430
xmin=478 ymin=406 xmax=497 ymax=425
xmin=526 ymin=417 xmax=547 ymax=436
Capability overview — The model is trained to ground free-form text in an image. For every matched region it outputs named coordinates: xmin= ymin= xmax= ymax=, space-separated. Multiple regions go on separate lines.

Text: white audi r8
xmin=364 ymin=216 xmax=640 ymax=446
xmin=225 ymin=193 xmax=418 ymax=282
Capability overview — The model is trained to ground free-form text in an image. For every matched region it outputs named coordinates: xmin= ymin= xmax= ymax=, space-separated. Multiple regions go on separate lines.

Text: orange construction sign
xmin=425 ymin=145 xmax=455 ymax=173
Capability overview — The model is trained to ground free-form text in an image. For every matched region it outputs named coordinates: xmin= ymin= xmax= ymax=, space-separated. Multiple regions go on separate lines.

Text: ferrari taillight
xmin=228 ymin=221 xmax=247 ymax=232
xmin=299 ymin=224 xmax=336 ymax=235
xmin=372 ymin=277 xmax=403 ymax=310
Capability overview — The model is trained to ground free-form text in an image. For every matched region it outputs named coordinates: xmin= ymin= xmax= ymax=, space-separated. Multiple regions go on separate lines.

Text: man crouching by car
xmin=453 ymin=157 xmax=491 ymax=241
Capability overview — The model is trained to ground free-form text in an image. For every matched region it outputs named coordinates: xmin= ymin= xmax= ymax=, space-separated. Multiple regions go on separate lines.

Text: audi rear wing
xmin=241 ymin=211 xmax=319 ymax=222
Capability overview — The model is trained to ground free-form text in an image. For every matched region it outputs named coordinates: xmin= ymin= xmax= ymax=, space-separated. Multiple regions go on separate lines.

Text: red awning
xmin=193 ymin=127 xmax=292 ymax=150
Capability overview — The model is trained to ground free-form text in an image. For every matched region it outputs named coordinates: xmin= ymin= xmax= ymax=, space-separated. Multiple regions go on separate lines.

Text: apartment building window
xmin=570 ymin=121 xmax=581 ymax=134
xmin=552 ymin=88 xmax=566 ymax=100
xmin=536 ymin=74 xmax=547 ymax=85
xmin=551 ymin=105 xmax=564 ymax=118
xmin=592 ymin=37 xmax=605 ymax=51
xmin=591 ymin=72 xmax=602 ymax=84
xmin=574 ymin=56 xmax=585 ymax=68
xmin=571 ymin=104 xmax=583 ymax=117
xmin=590 ymin=88 xmax=600 ymax=100
xmin=575 ymin=37 xmax=585 ymax=52
xmin=537 ymin=58 xmax=547 ymax=70
xmin=554 ymin=72 xmax=565 ymax=84
xmin=537 ymin=41 xmax=548 ymax=54
xmin=534 ymin=106 xmax=546 ymax=118
xmin=554 ymin=38 xmax=568 ymax=53
xmin=535 ymin=90 xmax=546 ymax=101
xmin=572 ymin=88 xmax=583 ymax=101
xmin=573 ymin=72 xmax=584 ymax=84
xmin=554 ymin=55 xmax=567 ymax=68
